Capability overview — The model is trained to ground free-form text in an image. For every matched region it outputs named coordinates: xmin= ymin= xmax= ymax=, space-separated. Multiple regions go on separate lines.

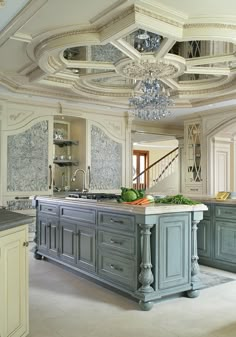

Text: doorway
xmin=133 ymin=150 xmax=149 ymax=190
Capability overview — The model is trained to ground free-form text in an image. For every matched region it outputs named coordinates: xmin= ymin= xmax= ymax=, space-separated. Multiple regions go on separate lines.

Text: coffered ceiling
xmin=1 ymin=0 xmax=236 ymax=125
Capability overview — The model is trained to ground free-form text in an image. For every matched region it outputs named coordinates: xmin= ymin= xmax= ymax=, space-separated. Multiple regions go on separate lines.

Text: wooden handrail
xmin=133 ymin=147 xmax=179 ymax=181
xmin=154 ymin=153 xmax=179 ymax=182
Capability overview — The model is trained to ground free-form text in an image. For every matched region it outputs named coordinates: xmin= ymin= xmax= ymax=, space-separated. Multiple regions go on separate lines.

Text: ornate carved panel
xmin=7 ymin=109 xmax=35 ymax=127
xmin=90 ymin=125 xmax=122 ymax=190
xmin=7 ymin=121 xmax=49 ymax=192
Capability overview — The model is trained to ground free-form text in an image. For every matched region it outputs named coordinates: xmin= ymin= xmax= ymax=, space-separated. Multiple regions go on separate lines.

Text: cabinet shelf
xmin=53 ymin=139 xmax=79 ymax=147
xmin=53 ymin=160 xmax=79 ymax=166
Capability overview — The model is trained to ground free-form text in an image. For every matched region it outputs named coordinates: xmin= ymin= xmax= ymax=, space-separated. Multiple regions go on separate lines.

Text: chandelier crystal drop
xmin=129 ymin=78 xmax=174 ymax=121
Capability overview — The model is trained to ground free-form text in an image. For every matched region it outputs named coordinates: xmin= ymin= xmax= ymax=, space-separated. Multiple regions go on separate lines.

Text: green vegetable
xmin=120 ymin=187 xmax=145 ymax=202
xmin=122 ymin=190 xmax=137 ymax=202
xmin=145 ymin=195 xmax=155 ymax=202
xmin=137 ymin=189 xmax=145 ymax=198
xmin=155 ymin=194 xmax=199 ymax=205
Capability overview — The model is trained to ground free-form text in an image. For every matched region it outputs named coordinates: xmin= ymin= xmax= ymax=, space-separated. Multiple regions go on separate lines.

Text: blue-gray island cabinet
xmin=197 ymin=199 xmax=236 ymax=272
xmin=34 ymin=197 xmax=207 ymax=310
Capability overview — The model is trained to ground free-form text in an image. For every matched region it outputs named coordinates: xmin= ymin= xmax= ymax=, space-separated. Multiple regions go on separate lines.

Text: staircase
xmin=133 ymin=147 xmax=179 ymax=192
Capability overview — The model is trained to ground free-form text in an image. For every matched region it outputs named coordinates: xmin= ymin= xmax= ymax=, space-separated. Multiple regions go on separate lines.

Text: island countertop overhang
xmin=35 ymin=196 xmax=208 ymax=215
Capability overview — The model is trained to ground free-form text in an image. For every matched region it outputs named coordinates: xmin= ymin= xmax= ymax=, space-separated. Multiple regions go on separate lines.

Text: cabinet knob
xmin=110 ymin=264 xmax=123 ymax=272
xmin=23 ymin=241 xmax=29 ymax=247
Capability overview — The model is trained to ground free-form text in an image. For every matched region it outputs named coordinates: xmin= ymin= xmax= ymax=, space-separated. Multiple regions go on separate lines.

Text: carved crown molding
xmin=177 ymin=77 xmax=236 ymax=97
xmin=184 ymin=23 xmax=236 ymax=30
xmin=0 ymin=0 xmax=47 ymax=48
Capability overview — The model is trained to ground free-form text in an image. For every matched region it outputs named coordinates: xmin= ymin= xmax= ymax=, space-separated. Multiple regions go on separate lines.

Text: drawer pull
xmin=110 ymin=264 xmax=123 ymax=272
xmin=224 ymin=211 xmax=233 ymax=215
xmin=110 ymin=239 xmax=122 ymax=245
xmin=23 ymin=241 xmax=29 ymax=247
xmin=110 ymin=218 xmax=124 ymax=224
xmin=47 ymin=208 xmax=53 ymax=212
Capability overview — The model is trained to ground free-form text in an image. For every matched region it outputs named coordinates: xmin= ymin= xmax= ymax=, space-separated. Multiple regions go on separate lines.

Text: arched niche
xmin=207 ymin=119 xmax=236 ymax=196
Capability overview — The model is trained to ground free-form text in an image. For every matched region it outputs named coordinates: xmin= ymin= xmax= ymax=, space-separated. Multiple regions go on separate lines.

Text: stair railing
xmin=133 ymin=147 xmax=179 ymax=190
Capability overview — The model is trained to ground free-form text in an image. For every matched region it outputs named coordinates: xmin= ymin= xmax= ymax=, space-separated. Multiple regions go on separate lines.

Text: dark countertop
xmin=0 ymin=209 xmax=32 ymax=232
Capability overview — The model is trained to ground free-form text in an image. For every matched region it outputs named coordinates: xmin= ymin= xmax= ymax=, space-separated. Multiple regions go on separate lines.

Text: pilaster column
xmin=187 ymin=211 xmax=203 ymax=298
xmin=138 ymin=223 xmax=154 ymax=311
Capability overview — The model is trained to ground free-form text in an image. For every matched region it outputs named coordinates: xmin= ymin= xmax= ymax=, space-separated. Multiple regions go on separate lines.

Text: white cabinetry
xmin=1 ymin=115 xmax=54 ymax=204
xmin=183 ymin=120 xmax=203 ymax=194
xmin=0 ymin=225 xmax=29 ymax=337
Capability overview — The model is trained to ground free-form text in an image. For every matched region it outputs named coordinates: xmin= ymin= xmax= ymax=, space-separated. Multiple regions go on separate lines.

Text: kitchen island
xmin=34 ymin=196 xmax=207 ymax=310
xmin=0 ymin=209 xmax=31 ymax=337
xmin=197 ymin=198 xmax=236 ymax=272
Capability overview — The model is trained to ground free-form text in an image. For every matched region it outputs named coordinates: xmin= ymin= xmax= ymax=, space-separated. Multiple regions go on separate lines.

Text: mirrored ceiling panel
xmin=91 ymin=44 xmax=125 ymax=62
xmin=63 ymin=46 xmax=87 ymax=61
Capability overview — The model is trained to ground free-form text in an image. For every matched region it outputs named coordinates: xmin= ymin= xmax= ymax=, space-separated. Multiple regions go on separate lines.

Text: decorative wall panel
xmin=7 ymin=200 xmax=33 ymax=210
xmin=90 ymin=125 xmax=122 ymax=190
xmin=7 ymin=121 xmax=49 ymax=191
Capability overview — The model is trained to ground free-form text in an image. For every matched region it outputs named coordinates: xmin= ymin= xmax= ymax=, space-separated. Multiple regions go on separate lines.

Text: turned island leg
xmin=138 ymin=223 xmax=154 ymax=311
xmin=187 ymin=211 xmax=203 ymax=298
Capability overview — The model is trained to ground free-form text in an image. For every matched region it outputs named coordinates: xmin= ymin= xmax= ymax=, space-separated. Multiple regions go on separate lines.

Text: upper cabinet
xmin=2 ymin=116 xmax=54 ymax=201
xmin=53 ymin=119 xmax=85 ymax=192
xmin=183 ymin=120 xmax=203 ymax=194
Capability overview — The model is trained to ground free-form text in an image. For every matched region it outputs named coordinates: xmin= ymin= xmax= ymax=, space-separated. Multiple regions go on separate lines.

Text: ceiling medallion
xmin=115 ymin=56 xmax=182 ymax=81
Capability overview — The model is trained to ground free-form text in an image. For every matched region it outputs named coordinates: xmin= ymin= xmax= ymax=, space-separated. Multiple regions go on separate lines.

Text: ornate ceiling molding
xmin=177 ymin=78 xmax=236 ymax=97
xmin=184 ymin=23 xmax=236 ymax=30
xmin=0 ymin=0 xmax=47 ymax=48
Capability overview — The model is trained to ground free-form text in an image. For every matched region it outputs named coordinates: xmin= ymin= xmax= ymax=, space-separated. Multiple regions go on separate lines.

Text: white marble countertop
xmin=36 ymin=196 xmax=208 ymax=215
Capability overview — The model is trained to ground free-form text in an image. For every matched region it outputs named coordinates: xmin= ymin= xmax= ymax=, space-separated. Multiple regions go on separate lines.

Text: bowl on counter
xmin=153 ymin=195 xmax=166 ymax=200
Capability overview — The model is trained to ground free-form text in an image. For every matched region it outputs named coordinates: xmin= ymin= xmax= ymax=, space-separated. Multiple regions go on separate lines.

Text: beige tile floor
xmin=28 ymin=249 xmax=236 ymax=337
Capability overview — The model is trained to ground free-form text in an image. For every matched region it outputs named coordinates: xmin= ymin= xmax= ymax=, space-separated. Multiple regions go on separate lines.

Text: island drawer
xmin=98 ymin=252 xmax=135 ymax=290
xmin=38 ymin=202 xmax=59 ymax=216
xmin=97 ymin=211 xmax=135 ymax=232
xmin=60 ymin=206 xmax=96 ymax=224
xmin=98 ymin=230 xmax=135 ymax=256
xmin=215 ymin=206 xmax=236 ymax=220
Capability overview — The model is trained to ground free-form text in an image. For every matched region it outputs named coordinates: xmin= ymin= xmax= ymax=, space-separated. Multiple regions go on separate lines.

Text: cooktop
xmin=66 ymin=192 xmax=120 ymax=201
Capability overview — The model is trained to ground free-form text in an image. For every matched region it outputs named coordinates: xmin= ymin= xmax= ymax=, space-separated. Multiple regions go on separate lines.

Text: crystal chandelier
xmin=129 ymin=77 xmax=174 ymax=121
xmin=128 ymin=30 xmax=174 ymax=120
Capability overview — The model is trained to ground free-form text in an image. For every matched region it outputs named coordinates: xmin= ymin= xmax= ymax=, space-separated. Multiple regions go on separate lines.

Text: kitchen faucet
xmin=71 ymin=168 xmax=88 ymax=192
